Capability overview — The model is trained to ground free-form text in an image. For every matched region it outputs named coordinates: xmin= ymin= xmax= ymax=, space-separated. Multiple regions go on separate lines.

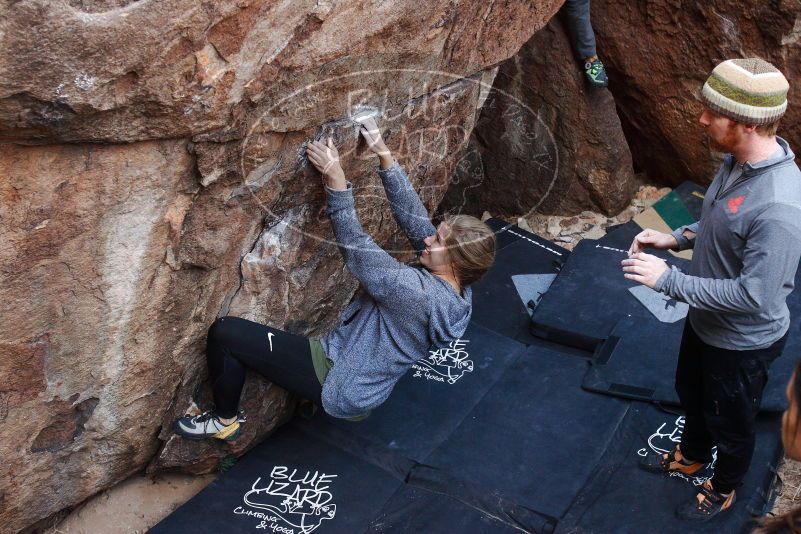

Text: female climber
xmin=174 ymin=118 xmax=496 ymax=441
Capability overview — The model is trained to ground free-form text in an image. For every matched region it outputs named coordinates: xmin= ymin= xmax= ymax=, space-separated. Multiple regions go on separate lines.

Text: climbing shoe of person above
xmin=584 ymin=57 xmax=609 ymax=88
xmin=638 ymin=446 xmax=706 ymax=476
xmin=174 ymin=410 xmax=242 ymax=441
xmin=675 ymin=479 xmax=736 ymax=521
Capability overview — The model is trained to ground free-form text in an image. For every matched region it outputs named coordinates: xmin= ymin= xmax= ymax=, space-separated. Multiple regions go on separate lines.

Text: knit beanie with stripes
xmin=701 ymin=58 xmax=789 ymax=125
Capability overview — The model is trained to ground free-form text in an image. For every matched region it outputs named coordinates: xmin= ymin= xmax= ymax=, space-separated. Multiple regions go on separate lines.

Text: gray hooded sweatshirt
xmin=655 ymin=136 xmax=801 ymax=350
xmin=320 ymin=163 xmax=472 ymax=418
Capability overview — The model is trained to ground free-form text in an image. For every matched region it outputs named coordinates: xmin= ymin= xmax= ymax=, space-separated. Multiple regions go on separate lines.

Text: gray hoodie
xmin=656 ymin=136 xmax=801 ymax=350
xmin=320 ymin=163 xmax=471 ymax=418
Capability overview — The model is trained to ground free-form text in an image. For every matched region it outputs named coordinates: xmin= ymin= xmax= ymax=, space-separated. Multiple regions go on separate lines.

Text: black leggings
xmin=206 ymin=316 xmax=323 ymax=419
xmin=675 ymin=322 xmax=788 ymax=494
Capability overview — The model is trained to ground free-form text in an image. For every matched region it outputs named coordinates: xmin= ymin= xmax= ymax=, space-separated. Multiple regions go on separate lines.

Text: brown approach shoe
xmin=638 ymin=446 xmax=705 ymax=476
xmin=676 ymin=479 xmax=736 ymax=521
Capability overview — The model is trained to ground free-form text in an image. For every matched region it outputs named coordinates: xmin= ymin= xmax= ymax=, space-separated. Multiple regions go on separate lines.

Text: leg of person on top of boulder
xmin=624 ymin=58 xmax=800 ymax=521
xmin=173 ymin=117 xmax=496 ymax=441
xmin=560 ymin=0 xmax=609 ymax=88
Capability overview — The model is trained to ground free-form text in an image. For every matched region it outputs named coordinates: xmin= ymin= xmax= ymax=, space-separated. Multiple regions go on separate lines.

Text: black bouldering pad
xmin=366 ymin=485 xmax=532 ymax=533
xmin=767 ymin=317 xmax=801 ymax=412
xmin=418 ymin=343 xmax=629 ymax=524
xmin=529 ymin=238 xmax=689 ymax=351
xmin=598 ymin=219 xmax=646 ymax=250
xmin=555 ymin=404 xmax=782 ymax=534
xmin=484 ymin=217 xmax=525 ymax=251
xmin=297 ymin=322 xmax=526 ymax=465
xmin=584 ymin=274 xmax=801 ymax=412
xmin=149 ymin=424 xmax=403 ymax=534
xmin=747 ymin=266 xmax=801 ymax=412
xmin=472 ymin=221 xmax=569 ymax=344
xmin=582 ymin=316 xmax=685 ymax=407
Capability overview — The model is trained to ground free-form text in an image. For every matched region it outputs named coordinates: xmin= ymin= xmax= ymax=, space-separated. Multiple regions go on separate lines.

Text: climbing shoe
xmin=174 ymin=410 xmax=242 ymax=441
xmin=639 ymin=446 xmax=705 ymax=476
xmin=584 ymin=58 xmax=609 ymax=88
xmin=676 ymin=479 xmax=736 ymax=521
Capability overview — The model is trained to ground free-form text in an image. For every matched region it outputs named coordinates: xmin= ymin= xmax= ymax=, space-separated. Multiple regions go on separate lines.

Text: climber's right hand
xmin=628 ymin=229 xmax=679 ymax=256
xmin=307 ymin=138 xmax=347 ymax=190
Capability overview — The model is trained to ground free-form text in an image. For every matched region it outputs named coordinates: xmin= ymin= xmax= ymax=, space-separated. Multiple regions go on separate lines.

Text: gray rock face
xmin=0 ymin=1 xmax=564 ymax=531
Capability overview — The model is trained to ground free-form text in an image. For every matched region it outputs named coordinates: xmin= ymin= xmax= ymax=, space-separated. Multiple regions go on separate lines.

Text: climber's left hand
xmin=621 ymin=252 xmax=668 ymax=289
xmin=359 ymin=117 xmax=394 ymax=170
xmin=307 ymin=138 xmax=347 ymax=190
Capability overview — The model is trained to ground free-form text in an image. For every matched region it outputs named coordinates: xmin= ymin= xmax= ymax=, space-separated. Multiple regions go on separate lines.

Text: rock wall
xmin=0 ymin=1 xmax=564 ymax=531
xmin=593 ymin=0 xmax=801 ymax=186
xmin=440 ymin=14 xmax=638 ymax=218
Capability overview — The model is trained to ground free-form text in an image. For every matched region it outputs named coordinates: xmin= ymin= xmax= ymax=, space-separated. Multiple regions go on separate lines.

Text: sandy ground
xmin=50 ymin=185 xmax=800 ymax=532
xmin=49 ymin=473 xmax=216 ymax=534
xmin=773 ymin=458 xmax=801 ymax=517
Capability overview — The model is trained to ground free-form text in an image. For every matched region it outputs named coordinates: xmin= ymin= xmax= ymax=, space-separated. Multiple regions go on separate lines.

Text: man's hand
xmin=306 ymin=138 xmax=347 ymax=190
xmin=628 ymin=229 xmax=679 ymax=255
xmin=358 ymin=117 xmax=394 ymax=169
xmin=621 ymin=252 xmax=669 ymax=289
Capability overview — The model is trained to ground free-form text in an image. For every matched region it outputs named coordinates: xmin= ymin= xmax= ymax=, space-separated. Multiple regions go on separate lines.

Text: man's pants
xmin=675 ymin=321 xmax=788 ymax=494
xmin=560 ymin=0 xmax=597 ymax=60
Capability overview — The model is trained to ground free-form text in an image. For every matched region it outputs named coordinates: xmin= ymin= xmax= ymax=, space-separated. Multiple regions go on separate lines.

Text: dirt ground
xmin=50 ymin=185 xmax=800 ymax=532
xmin=773 ymin=458 xmax=801 ymax=518
xmin=49 ymin=473 xmax=216 ymax=534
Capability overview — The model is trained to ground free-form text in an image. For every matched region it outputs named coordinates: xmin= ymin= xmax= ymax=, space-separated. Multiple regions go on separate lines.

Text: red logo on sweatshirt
xmin=727 ymin=195 xmax=745 ymax=214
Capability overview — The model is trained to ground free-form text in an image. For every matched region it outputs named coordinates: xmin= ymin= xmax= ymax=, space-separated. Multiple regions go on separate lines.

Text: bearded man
xmin=622 ymin=58 xmax=801 ymax=521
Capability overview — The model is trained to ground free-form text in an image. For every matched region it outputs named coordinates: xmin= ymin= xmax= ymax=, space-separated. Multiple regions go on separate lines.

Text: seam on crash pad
xmin=505 ymin=229 xmax=564 ymax=257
